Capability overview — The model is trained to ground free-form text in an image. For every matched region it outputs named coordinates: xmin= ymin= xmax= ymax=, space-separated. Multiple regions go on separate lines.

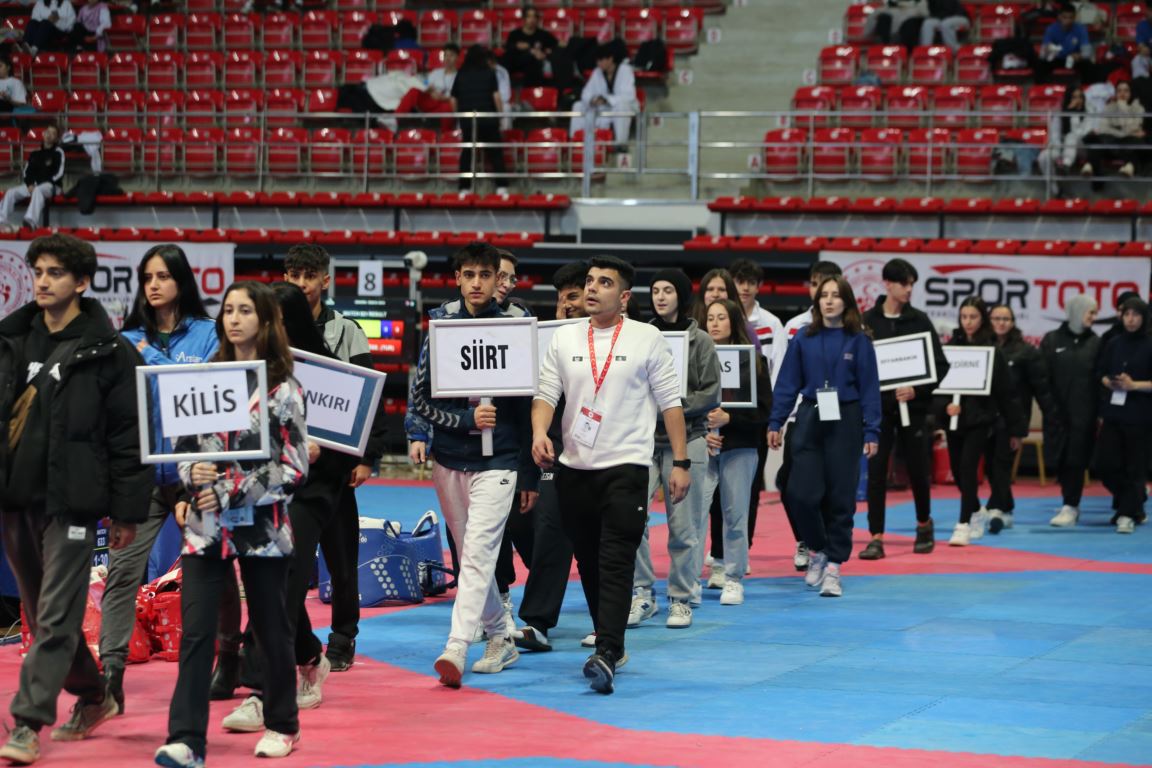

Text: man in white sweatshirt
xmin=532 ymin=255 xmax=689 ymax=695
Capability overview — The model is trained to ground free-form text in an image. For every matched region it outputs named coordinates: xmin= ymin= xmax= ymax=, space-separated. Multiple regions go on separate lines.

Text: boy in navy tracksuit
xmin=768 ymin=277 xmax=880 ymax=598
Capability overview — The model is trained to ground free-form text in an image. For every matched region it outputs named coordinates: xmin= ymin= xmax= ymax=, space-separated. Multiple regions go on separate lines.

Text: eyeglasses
xmin=498 ymin=272 xmax=518 ymax=287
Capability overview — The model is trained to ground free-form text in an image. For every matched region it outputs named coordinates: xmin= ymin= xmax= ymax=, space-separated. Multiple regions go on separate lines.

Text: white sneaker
xmin=253 ymin=729 xmax=299 ymax=758
xmin=1050 ymin=505 xmax=1079 ymax=527
xmin=154 ymin=743 xmax=204 ymax=768
xmin=296 ymin=654 xmax=330 ymax=710
xmin=793 ymin=542 xmax=810 ymax=571
xmin=1119 ymin=162 xmax=1135 ymax=177
xmin=666 ymin=601 xmax=692 ymax=628
xmin=500 ymin=592 xmax=517 ymax=638
xmin=969 ymin=509 xmax=988 ymax=540
xmin=1117 ymin=516 xmax=1136 ymax=534
xmin=949 ymin=522 xmax=971 ymax=547
xmin=626 ymin=592 xmax=657 ymax=627
xmin=434 ymin=645 xmax=466 ymax=688
xmin=820 ymin=563 xmax=842 ymax=597
xmin=719 ymin=580 xmax=744 ymax=605
xmin=580 ymin=632 xmax=597 ymax=648
xmin=705 ymin=563 xmax=725 ymax=589
xmin=804 ymin=551 xmax=828 ymax=587
xmin=471 ymin=636 xmax=518 ymax=674
xmin=221 ymin=695 xmax=263 ymax=732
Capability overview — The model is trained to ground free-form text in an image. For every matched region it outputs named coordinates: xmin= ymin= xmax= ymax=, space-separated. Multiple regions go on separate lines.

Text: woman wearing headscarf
xmin=1041 ymin=294 xmax=1100 ymax=527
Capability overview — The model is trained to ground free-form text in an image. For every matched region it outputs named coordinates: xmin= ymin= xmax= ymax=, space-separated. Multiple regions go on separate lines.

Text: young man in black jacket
xmin=0 ymin=125 xmax=65 ymax=233
xmin=860 ymin=258 xmax=951 ymax=559
xmin=0 ymin=234 xmax=151 ymax=764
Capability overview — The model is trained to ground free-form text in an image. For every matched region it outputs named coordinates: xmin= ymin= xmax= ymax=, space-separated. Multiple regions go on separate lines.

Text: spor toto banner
xmin=0 ymin=242 xmax=235 ymax=326
xmin=827 ymin=252 xmax=1152 ymax=344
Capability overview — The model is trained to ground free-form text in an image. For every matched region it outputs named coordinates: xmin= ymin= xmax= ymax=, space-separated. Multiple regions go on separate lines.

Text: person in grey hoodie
xmin=629 ymin=268 xmax=721 ymax=631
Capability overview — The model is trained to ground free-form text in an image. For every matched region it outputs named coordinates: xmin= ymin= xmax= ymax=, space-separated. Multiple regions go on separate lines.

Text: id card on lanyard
xmin=573 ymin=319 xmax=624 ymax=449
xmin=817 ymin=333 xmax=847 ymax=422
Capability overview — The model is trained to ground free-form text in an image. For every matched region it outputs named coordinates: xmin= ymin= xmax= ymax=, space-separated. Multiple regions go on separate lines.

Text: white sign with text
xmin=662 ymin=331 xmax=690 ymax=399
xmin=429 ymin=317 xmax=539 ymax=398
xmin=291 ymin=348 xmax=386 ymax=456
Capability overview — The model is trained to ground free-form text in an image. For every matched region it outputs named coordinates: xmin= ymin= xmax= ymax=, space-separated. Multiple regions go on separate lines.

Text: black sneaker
xmin=103 ymin=663 xmax=125 ymax=715
xmin=913 ymin=519 xmax=935 ymax=554
xmin=514 ymin=626 xmax=552 ymax=652
xmin=325 ymin=637 xmax=356 ymax=672
xmin=583 ymin=653 xmax=615 ymax=694
xmin=858 ymin=539 xmax=885 ymax=560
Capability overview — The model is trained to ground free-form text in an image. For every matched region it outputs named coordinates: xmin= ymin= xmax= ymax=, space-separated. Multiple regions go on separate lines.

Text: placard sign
xmin=429 ymin=317 xmax=540 ymax=398
xmin=137 ymin=360 xmax=270 ymax=464
xmin=537 ymin=317 xmax=585 ymax=364
xmin=935 ymin=346 xmax=994 ymax=396
xmin=291 ymin=348 xmax=387 ymax=456
xmin=874 ymin=332 xmax=938 ymax=391
xmin=662 ymin=331 xmax=690 ymax=399
xmin=715 ymin=345 xmax=758 ymax=408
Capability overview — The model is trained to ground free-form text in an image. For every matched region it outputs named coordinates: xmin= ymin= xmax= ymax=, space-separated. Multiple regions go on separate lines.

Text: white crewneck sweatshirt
xmin=536 ymin=317 xmax=681 ymax=470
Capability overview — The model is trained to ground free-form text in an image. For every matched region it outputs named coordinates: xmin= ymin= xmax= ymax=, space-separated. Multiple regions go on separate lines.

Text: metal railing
xmin=4 ymin=107 xmax=1151 ymax=200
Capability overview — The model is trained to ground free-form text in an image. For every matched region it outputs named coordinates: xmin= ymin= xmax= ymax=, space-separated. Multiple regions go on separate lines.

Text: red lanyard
xmin=588 ymin=318 xmax=624 ymax=397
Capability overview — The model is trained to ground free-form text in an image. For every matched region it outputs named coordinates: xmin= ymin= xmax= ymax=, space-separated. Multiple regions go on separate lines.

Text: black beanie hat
xmin=649 ymin=268 xmax=693 ymax=317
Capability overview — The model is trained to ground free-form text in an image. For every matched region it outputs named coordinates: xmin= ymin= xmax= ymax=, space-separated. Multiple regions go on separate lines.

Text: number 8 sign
xmin=358 ymin=260 xmax=384 ymax=297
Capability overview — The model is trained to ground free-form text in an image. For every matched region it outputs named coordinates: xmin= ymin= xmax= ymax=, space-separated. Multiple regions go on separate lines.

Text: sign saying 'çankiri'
xmin=429 ymin=317 xmax=540 ymax=398
xmin=291 ymin=347 xmax=386 ymax=457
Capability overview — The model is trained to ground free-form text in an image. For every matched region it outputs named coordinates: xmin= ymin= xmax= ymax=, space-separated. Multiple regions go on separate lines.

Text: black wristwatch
xmin=672 ymin=459 xmax=691 ymax=470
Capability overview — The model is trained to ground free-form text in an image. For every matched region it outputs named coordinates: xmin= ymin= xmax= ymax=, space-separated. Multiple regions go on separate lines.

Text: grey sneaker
xmin=0 ymin=725 xmax=40 ymax=764
xmin=666 ymin=601 xmax=692 ymax=628
xmin=804 ymin=551 xmax=828 ymax=587
xmin=820 ymin=563 xmax=843 ymax=597
xmin=296 ymin=654 xmax=331 ymax=710
xmin=434 ymin=645 xmax=466 ymax=688
xmin=471 ymin=636 xmax=518 ymax=674
xmin=626 ymin=592 xmax=657 ymax=627
xmin=499 ymin=592 xmax=517 ymax=638
xmin=705 ymin=563 xmax=725 ymax=589
xmin=50 ymin=694 xmax=118 ymax=741
xmin=793 ymin=542 xmax=810 ymax=571
xmin=221 ymin=695 xmax=264 ymax=732
xmin=969 ymin=509 xmax=988 ymax=539
xmin=1117 ymin=516 xmax=1136 ymax=534
xmin=719 ymin=580 xmax=744 ymax=605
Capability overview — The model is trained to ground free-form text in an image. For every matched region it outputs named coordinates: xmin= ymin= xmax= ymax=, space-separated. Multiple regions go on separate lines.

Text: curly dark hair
xmin=26 ymin=234 xmax=98 ymax=281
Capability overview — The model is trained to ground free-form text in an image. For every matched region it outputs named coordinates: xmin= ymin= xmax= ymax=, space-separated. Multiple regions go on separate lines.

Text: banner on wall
xmin=0 ymin=242 xmax=236 ymax=326
xmin=826 ymin=252 xmax=1151 ymax=344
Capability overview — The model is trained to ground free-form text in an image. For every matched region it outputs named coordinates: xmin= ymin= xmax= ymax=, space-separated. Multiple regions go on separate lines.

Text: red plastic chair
xmin=109 ymin=52 xmax=145 ymax=89
xmin=571 ymin=128 xmax=612 ymax=170
xmin=186 ymin=52 xmax=223 ymax=90
xmin=145 ymin=90 xmax=186 ymax=129
xmin=69 ymin=53 xmax=107 ymax=90
xmin=541 ymin=9 xmax=577 ymax=46
xmin=184 ymin=127 xmax=223 ymax=175
xmin=979 ymin=84 xmax=1022 ymax=129
xmin=839 ymin=86 xmax=882 ymax=128
xmin=418 ymin=10 xmax=457 ymax=48
xmin=437 ymin=128 xmax=463 ymax=180
xmin=622 ymin=8 xmax=662 ymax=49
xmin=186 ymin=89 xmax=225 ymax=127
xmin=147 ymin=14 xmax=183 ymax=50
xmin=955 ymin=128 xmax=999 ymax=176
xmin=338 ymin=11 xmax=372 ymax=50
xmin=265 ymin=88 xmax=304 ymax=127
xmin=858 ymin=128 xmax=903 ymax=177
xmin=352 ymin=128 xmax=392 ymax=174
xmin=224 ymin=51 xmax=260 ymax=89
xmin=29 ymin=90 xmax=66 ymax=117
xmin=224 ymin=89 xmax=264 ymax=128
xmin=844 ymin=3 xmax=879 ymax=43
xmin=107 ymin=89 xmax=145 ymax=129
xmin=460 ymin=9 xmax=495 ymax=47
xmin=108 ymin=13 xmax=146 ymax=50
xmin=812 ymin=128 xmax=854 ymax=176
xmin=663 ymin=8 xmax=702 ymax=55
xmin=976 ymin=5 xmax=1018 ymax=41
xmin=344 ymin=50 xmax=383 ymax=82
xmin=67 ymin=91 xmax=106 ymax=131
xmin=762 ymin=128 xmax=807 ymax=177
xmin=525 ymin=127 xmax=569 ymax=174
xmin=885 ymin=86 xmax=928 ymax=129
xmin=791 ymin=86 xmax=837 ymax=129
xmin=222 ymin=13 xmax=257 ymax=50
xmin=224 ymin=127 xmax=261 ymax=176
xmin=142 ymin=128 xmax=183 ymax=176
xmin=261 ymin=12 xmax=298 ymax=49
xmin=865 ymin=45 xmax=907 ymax=85
xmin=267 ymin=127 xmax=307 ymax=176
xmin=385 ymin=49 xmax=421 ymax=76
xmin=303 ymin=10 xmax=338 ymax=49
xmin=1026 ymin=84 xmax=1066 ymax=126
xmin=521 ymin=87 xmax=559 ymax=112
xmin=1115 ymin=4 xmax=1146 ymax=38
xmin=144 ymin=52 xmax=181 ymax=90
xmin=819 ymin=46 xmax=859 ymax=85
xmin=907 ymin=128 xmax=951 ymax=175
xmin=932 ymin=85 xmax=975 ymax=128
xmin=103 ymin=128 xmax=142 ymax=176
xmin=909 ymin=46 xmax=952 ymax=84
xmin=581 ymin=9 xmax=620 ymax=44
xmin=185 ymin=13 xmax=221 ymax=50
xmin=264 ymin=50 xmax=301 ymax=88
xmin=30 ymin=52 xmax=68 ymax=90
xmin=394 ymin=128 xmax=437 ymax=178
xmin=307 ymin=88 xmax=339 ymax=113
xmin=955 ymin=44 xmax=992 ymax=84
xmin=311 ymin=127 xmax=351 ymax=175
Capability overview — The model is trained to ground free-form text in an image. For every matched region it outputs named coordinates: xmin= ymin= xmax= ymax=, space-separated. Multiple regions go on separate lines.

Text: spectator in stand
xmin=502 ymin=6 xmax=558 ymax=87
xmin=919 ymin=0 xmax=970 ymax=52
xmin=485 ymin=49 xmax=513 ymax=132
xmin=427 ymin=43 xmax=460 ymax=101
xmin=1043 ymin=294 xmax=1100 ymax=528
xmin=1038 ymin=86 xmax=1091 ymax=187
xmin=986 ymin=304 xmax=1060 ymax=533
xmin=392 ymin=19 xmax=421 ymax=52
xmin=1134 ymin=6 xmax=1152 ymax=77
xmin=0 ymin=58 xmax=27 ymax=114
xmin=393 ymin=44 xmax=460 ymax=133
xmin=1095 ymin=296 xmax=1152 ymax=534
xmin=22 ymin=0 xmax=76 ymax=56
xmin=69 ymin=0 xmax=110 ymax=53
xmin=1081 ymin=81 xmax=1146 ymax=178
xmin=0 ymin=124 xmax=64 ymax=233
xmin=866 ymin=0 xmax=926 ymax=46
xmin=1038 ymin=5 xmax=1094 ymax=83
xmin=451 ymin=45 xmax=509 ymax=193
xmin=569 ymin=45 xmax=638 ymax=149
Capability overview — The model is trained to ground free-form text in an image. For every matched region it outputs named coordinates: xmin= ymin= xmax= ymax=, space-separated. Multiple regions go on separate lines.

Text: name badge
xmin=1111 ymin=389 xmax=1128 ymax=407
xmin=221 ymin=506 xmax=254 ymax=529
xmin=573 ymin=404 xmax=604 ymax=448
xmin=68 ymin=525 xmax=87 ymax=541
xmin=816 ymin=387 xmax=841 ymax=422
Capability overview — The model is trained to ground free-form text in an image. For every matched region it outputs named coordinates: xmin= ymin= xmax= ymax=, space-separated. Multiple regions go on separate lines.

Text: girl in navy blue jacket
xmin=768 ymin=277 xmax=880 ymax=598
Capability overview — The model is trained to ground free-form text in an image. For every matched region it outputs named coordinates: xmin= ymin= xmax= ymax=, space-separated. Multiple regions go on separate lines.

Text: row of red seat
xmin=685 ymin=233 xmax=1152 ymax=256
xmin=792 ymin=84 xmax=1069 ymax=130
xmin=842 ymin=2 xmax=1139 ymax=44
xmin=708 ymin=195 xmax=1151 ymax=215
xmin=0 ymin=226 xmax=547 ymax=248
xmin=0 ymin=7 xmax=701 ymax=55
xmin=44 ymin=189 xmax=569 ymax=209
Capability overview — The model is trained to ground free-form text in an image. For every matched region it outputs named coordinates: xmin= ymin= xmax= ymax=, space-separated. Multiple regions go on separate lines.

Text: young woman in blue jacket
xmin=98 ymin=244 xmax=218 ymax=714
xmin=768 ymin=276 xmax=880 ymax=598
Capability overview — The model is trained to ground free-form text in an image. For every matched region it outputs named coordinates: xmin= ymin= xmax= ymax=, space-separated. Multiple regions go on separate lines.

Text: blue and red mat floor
xmin=2 ymin=478 xmax=1149 ymax=767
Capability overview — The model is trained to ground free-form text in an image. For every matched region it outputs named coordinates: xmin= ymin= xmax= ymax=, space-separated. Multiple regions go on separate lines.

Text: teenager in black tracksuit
xmin=987 ymin=304 xmax=1060 ymax=532
xmin=1094 ymin=296 xmax=1152 ymax=533
xmin=939 ymin=298 xmax=1026 ymax=547
xmin=860 ymin=260 xmax=950 ymax=560
xmin=1042 ymin=294 xmax=1101 ymax=527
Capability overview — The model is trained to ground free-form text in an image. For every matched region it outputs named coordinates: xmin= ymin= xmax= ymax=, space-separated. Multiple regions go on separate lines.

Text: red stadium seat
xmin=145 ymin=90 xmax=185 ymax=129
xmin=811 ymin=128 xmax=854 ymax=176
xmin=183 ymin=13 xmax=220 ymax=50
xmin=184 ymin=127 xmax=223 ymax=175
xmin=30 ymin=52 xmax=68 ymax=90
xmin=147 ymin=14 xmax=183 ymax=50
xmin=395 ymin=128 xmax=437 ymax=178
xmin=972 ymin=239 xmax=1021 ymax=254
xmin=1115 ymin=4 xmax=1146 ymax=38
xmin=338 ymin=12 xmax=372 ymax=50
xmin=261 ymin=12 xmax=298 ymax=49
xmin=67 ymin=90 xmax=106 ymax=131
xmin=311 ymin=128 xmax=351 ymax=175
xmin=923 ymin=238 xmax=973 ymax=253
xmin=265 ymin=88 xmax=304 ymax=127
xmin=224 ymin=51 xmax=260 ymax=89
xmin=955 ymin=128 xmax=999 ymax=176
xmin=1026 ymin=84 xmax=1066 ymax=125
xmin=109 ymin=53 xmax=145 ymax=89
xmin=521 ymin=87 xmax=559 ymax=112
xmin=885 ymin=86 xmax=928 ymax=129
xmin=186 ymin=52 xmax=223 ymax=89
xmin=103 ymin=128 xmax=142 ymax=176
xmin=1119 ymin=242 xmax=1152 ymax=256
xmin=460 ymin=9 xmax=496 ymax=47
xmin=844 ymin=3 xmax=879 ymax=42
xmin=145 ymin=52 xmax=181 ymax=90
xmin=909 ymin=46 xmax=952 ymax=84
xmin=418 ymin=10 xmax=457 ymax=48
xmin=977 ymin=5 xmax=1018 ymax=41
xmin=663 ymin=8 xmax=702 ymax=54
xmin=69 ymin=53 xmax=106 ymax=90
xmin=907 ymin=128 xmax=951 ymax=175
xmin=571 ymin=128 xmax=612 ymax=170
xmin=791 ymin=86 xmax=837 ymax=129
xmin=108 ymin=13 xmax=146 ymax=50
xmin=864 ymin=45 xmax=907 ymax=84
xmin=29 ymin=90 xmax=66 ymax=117
xmin=352 ymin=128 xmax=392 ymax=174
xmin=222 ymin=13 xmax=257 ymax=50
xmin=1068 ymin=241 xmax=1120 ymax=256
xmin=224 ymin=127 xmax=261 ymax=176
xmin=839 ymin=85 xmax=882 ymax=128
xmin=762 ymin=128 xmax=807 ymax=177
xmin=622 ymin=9 xmax=662 ymax=49
xmin=224 ymin=89 xmax=263 ymax=127
xmin=265 ymin=50 xmax=302 ymax=88
xmin=385 ymin=49 xmax=420 ymax=76
xmin=344 ymin=50 xmax=383 ymax=82
xmin=437 ymin=129 xmax=464 ymax=180
xmin=107 ymin=89 xmax=145 ymax=129
xmin=496 ymin=9 xmax=524 ymax=45
xmin=582 ymin=9 xmax=620 ymax=44
xmin=979 ymin=84 xmax=1022 ymax=128
xmin=541 ymin=9 xmax=577 ymax=45
xmin=932 ymin=85 xmax=975 ymax=128
xmin=1018 ymin=240 xmax=1070 ymax=256
xmin=819 ymin=46 xmax=859 ymax=85
xmin=143 ymin=128 xmax=183 ymax=176
xmin=186 ymin=89 xmax=224 ymax=127
xmin=858 ymin=128 xmax=903 ymax=177
xmin=267 ymin=127 xmax=307 ymax=176
xmin=525 ymin=127 xmax=569 ymax=174
xmin=308 ymin=88 xmax=339 ymax=113
xmin=955 ymin=44 xmax=993 ymax=84
xmin=302 ymin=50 xmax=339 ymax=88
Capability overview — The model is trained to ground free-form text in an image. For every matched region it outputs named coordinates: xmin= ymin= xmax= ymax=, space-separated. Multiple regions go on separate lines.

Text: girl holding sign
xmin=939 ymin=298 xmax=1026 ymax=547
xmin=767 ymin=277 xmax=880 ymax=598
xmin=157 ymin=282 xmax=308 ymax=767
xmin=100 ymin=244 xmax=219 ymax=714
xmin=703 ymin=299 xmax=772 ymax=607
